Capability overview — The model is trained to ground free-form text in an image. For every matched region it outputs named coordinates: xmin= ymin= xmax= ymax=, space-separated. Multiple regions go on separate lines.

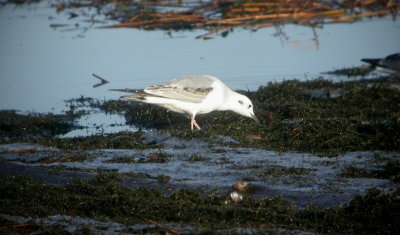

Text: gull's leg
xmin=190 ymin=116 xmax=201 ymax=130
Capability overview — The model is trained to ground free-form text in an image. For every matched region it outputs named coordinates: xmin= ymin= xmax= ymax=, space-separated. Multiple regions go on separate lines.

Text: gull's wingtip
xmin=116 ymin=94 xmax=148 ymax=102
xmin=109 ymin=89 xmax=147 ymax=101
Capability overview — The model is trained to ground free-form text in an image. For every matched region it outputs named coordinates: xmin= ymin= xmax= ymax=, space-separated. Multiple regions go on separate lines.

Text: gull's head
xmin=231 ymin=93 xmax=259 ymax=123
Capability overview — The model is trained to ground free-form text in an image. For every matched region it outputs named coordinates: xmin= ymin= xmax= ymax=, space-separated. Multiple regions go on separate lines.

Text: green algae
xmin=115 ymin=76 xmax=400 ymax=157
xmin=324 ymin=66 xmax=374 ymax=77
xmin=0 ymin=110 xmax=75 ymax=140
xmin=1 ymin=76 xmax=399 ymax=233
xmin=248 ymin=78 xmax=400 ymax=156
xmin=106 ymin=156 xmax=137 ymax=164
xmin=157 ymin=174 xmax=171 ymax=183
xmin=0 ymin=174 xmax=399 ymax=234
xmin=106 ymin=151 xmax=172 ymax=164
xmin=258 ymin=166 xmax=315 ymax=178
xmin=2 ymin=76 xmax=398 ymax=157
xmin=340 ymin=166 xmax=377 ymax=179
xmin=341 ymin=158 xmax=400 ymax=183
xmin=37 ymin=131 xmax=147 ymax=150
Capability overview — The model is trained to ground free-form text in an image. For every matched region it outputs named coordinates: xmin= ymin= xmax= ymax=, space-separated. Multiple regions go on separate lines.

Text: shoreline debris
xmin=92 ymin=0 xmax=400 ymax=39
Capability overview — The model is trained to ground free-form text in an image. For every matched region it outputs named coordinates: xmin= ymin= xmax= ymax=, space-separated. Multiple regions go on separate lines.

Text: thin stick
xmin=92 ymin=73 xmax=109 ymax=88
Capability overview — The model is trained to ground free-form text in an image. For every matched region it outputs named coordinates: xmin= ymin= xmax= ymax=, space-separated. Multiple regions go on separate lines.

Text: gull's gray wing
xmin=144 ymin=75 xmax=216 ymax=103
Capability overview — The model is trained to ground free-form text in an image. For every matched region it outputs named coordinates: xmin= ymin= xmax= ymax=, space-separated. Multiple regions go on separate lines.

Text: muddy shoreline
xmin=1 ymin=76 xmax=399 ymax=234
xmin=1 ymin=0 xmax=399 ymax=233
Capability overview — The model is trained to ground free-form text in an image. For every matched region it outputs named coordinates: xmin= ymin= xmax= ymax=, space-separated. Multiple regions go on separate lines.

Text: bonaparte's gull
xmin=112 ymin=75 xmax=259 ymax=130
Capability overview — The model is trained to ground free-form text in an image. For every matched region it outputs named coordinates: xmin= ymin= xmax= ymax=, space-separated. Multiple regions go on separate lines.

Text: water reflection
xmin=59 ymin=111 xmax=137 ymax=138
xmin=0 ymin=1 xmax=399 ymax=115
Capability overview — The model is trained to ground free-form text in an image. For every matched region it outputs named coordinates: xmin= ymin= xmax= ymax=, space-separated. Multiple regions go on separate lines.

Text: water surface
xmin=0 ymin=1 xmax=399 ymax=114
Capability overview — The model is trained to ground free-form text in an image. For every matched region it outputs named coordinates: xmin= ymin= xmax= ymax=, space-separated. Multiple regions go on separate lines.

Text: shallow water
xmin=0 ymin=1 xmax=399 ymax=115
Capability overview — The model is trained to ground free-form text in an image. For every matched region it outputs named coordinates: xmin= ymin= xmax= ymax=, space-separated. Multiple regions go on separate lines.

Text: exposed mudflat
xmin=1 ymin=76 xmax=400 ymax=233
xmin=1 ymin=136 xmax=398 ymax=209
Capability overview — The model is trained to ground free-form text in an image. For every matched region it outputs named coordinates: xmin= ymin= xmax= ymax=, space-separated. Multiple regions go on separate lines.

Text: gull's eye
xmin=248 ymin=104 xmax=252 ymax=108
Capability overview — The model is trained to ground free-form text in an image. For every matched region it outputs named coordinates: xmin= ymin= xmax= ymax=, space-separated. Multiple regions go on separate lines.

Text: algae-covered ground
xmin=1 ymin=174 xmax=399 ymax=234
xmin=1 ymin=76 xmax=400 ymax=234
xmin=99 ymin=75 xmax=400 ymax=157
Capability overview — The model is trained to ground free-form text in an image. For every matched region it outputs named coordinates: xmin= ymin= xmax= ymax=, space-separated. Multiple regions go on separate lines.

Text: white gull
xmin=112 ymin=75 xmax=259 ymax=130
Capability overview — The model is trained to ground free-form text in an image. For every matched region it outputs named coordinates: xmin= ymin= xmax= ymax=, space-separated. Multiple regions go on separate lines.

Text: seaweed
xmin=39 ymin=131 xmax=147 ymax=150
xmin=2 ymin=76 xmax=399 ymax=157
xmin=258 ymin=166 xmax=315 ymax=178
xmin=117 ymin=77 xmax=400 ymax=157
xmin=0 ymin=110 xmax=76 ymax=140
xmin=0 ymin=174 xmax=399 ymax=233
xmin=324 ymin=66 xmax=374 ymax=77
xmin=341 ymin=158 xmax=400 ymax=183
